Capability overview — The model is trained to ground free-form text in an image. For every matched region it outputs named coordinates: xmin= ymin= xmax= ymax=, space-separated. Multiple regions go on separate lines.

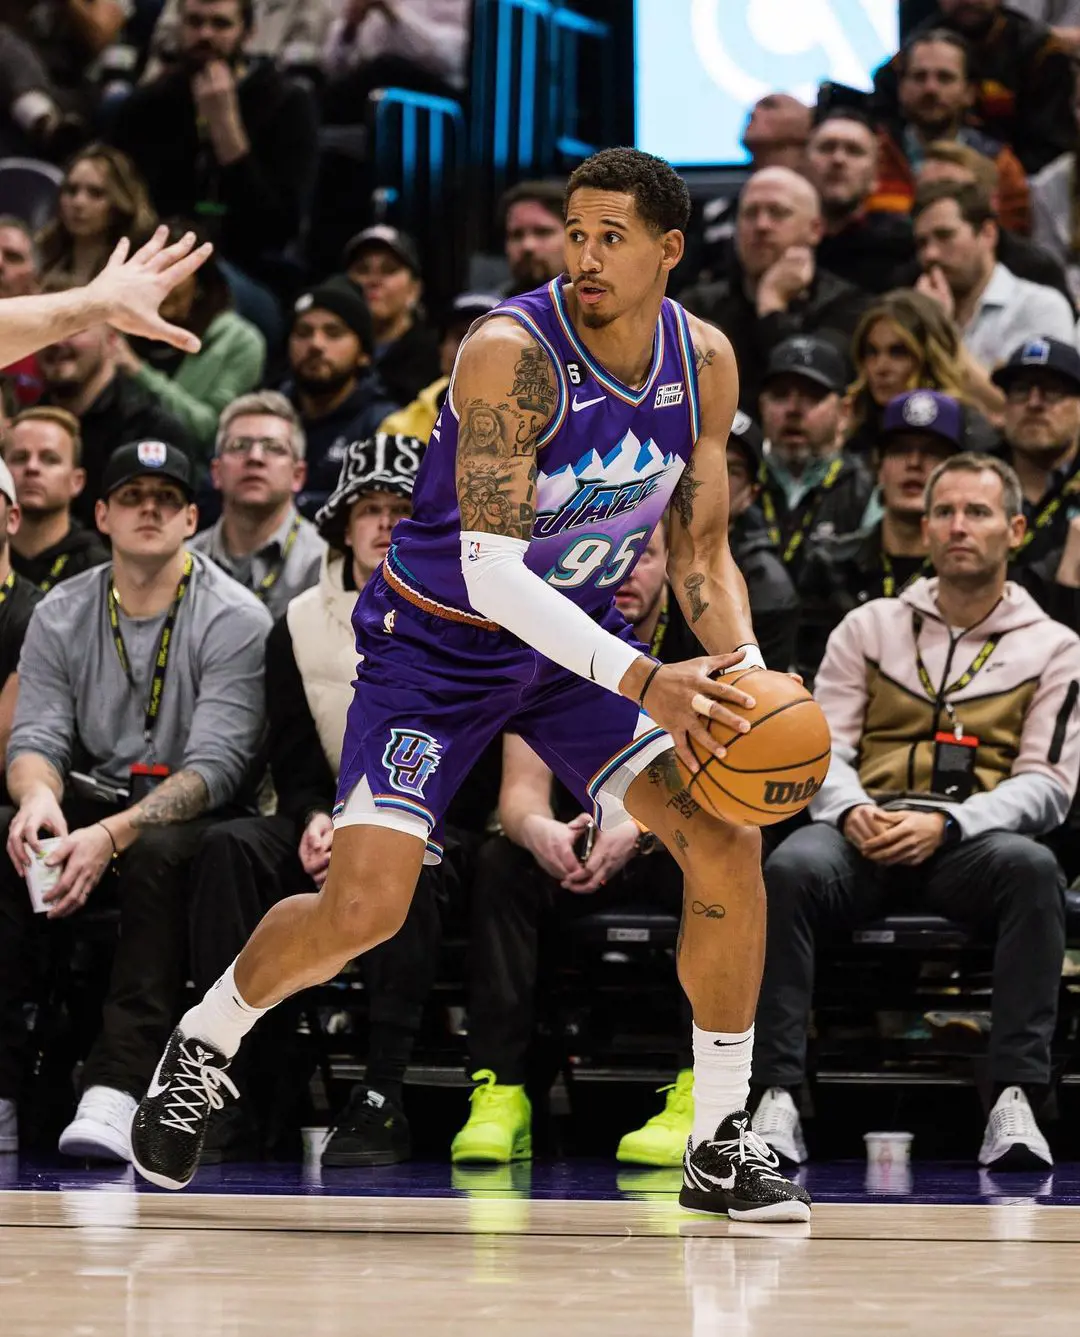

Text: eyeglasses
xmin=111 ymin=485 xmax=187 ymax=512
xmin=219 ymin=436 xmax=295 ymax=459
xmin=1005 ymin=380 xmax=1073 ymax=405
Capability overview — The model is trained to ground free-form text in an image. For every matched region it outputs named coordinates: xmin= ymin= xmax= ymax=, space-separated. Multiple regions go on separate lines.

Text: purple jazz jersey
xmin=335 ymin=280 xmax=702 ymax=856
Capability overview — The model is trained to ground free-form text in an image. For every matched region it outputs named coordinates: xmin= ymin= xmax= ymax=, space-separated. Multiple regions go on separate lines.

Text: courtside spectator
xmin=870 ymin=29 xmax=1030 ymax=233
xmin=991 ymin=337 xmax=1080 ymax=567
xmin=0 ymin=217 xmax=44 ymax=406
xmin=845 ymin=289 xmax=1002 ymax=457
xmin=1031 ymin=66 xmax=1080 ymax=304
xmin=0 ymin=440 xmax=271 ymax=1162
xmin=112 ymin=0 xmax=319 ymax=279
xmin=912 ymin=180 xmax=1074 ymax=369
xmin=37 ymin=293 xmax=194 ymax=523
xmin=343 ymin=226 xmax=441 ymax=406
xmin=797 ymin=390 xmax=964 ymax=683
xmin=0 ymin=458 xmax=42 ymax=776
xmin=188 ymin=433 xmax=433 ymax=1164
xmin=803 ymin=111 xmax=915 ymax=294
xmin=752 ymin=454 xmax=1080 ymax=1171
xmin=145 ymin=0 xmax=334 ymax=81
xmin=379 ymin=292 xmax=499 ymax=444
xmin=756 ymin=336 xmax=873 ymax=570
xmin=499 ymin=180 xmax=567 ymax=297
xmin=874 ymin=0 xmax=1074 ymax=174
xmin=4 ymin=408 xmax=107 ymax=591
xmin=680 ymin=169 xmax=871 ymax=412
xmin=191 ymin=392 xmax=324 ymax=619
xmin=284 ymin=281 xmax=398 ymax=517
xmin=38 ymin=145 xmax=158 ymax=286
xmin=111 ymin=221 xmax=266 ymax=464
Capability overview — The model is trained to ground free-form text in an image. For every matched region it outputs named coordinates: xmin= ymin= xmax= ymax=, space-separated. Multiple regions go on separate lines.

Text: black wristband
xmin=638 ymin=660 xmax=663 ymax=708
xmin=96 ymin=821 xmax=118 ymax=859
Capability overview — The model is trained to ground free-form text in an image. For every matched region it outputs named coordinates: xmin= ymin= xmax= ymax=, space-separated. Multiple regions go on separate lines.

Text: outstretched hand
xmin=87 ymin=227 xmax=214 ymax=353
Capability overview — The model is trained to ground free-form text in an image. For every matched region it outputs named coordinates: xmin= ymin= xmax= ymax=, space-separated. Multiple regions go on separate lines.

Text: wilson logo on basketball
xmin=761 ymin=777 xmax=823 ymax=807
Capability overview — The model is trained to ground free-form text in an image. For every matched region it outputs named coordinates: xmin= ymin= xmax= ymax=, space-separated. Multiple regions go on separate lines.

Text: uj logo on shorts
xmin=383 ymin=729 xmax=443 ymax=799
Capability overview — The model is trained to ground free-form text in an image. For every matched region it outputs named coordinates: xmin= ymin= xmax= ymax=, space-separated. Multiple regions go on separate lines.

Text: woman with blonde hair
xmin=845 ymin=288 xmax=1003 ymax=454
xmin=36 ymin=144 xmax=158 ymax=286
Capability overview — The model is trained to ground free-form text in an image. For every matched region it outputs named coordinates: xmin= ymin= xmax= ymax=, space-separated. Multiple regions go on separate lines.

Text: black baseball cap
xmin=343 ymin=224 xmax=422 ymax=276
xmin=727 ymin=409 xmax=764 ymax=474
xmin=100 ymin=440 xmax=194 ymax=500
xmin=293 ymin=279 xmax=375 ymax=358
xmin=991 ymin=337 xmax=1080 ymax=395
xmin=762 ymin=335 xmax=849 ymax=394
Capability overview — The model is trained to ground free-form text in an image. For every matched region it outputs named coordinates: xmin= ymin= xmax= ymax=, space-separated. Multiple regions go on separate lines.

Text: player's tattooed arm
xmin=666 ymin=315 xmax=757 ymax=655
xmin=454 ymin=321 xmax=557 ymax=540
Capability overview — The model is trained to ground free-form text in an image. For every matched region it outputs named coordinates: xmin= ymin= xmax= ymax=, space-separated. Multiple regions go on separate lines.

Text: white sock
xmin=180 ymin=961 xmax=269 ymax=1059
xmin=691 ymin=1021 xmax=753 ymax=1148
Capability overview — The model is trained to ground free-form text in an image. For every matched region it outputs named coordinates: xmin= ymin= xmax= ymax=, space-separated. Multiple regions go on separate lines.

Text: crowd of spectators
xmin=2 ymin=0 xmax=1080 ymax=1177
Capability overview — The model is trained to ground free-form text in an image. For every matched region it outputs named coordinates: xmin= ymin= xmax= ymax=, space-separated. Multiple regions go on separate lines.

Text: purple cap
xmin=880 ymin=390 xmax=963 ymax=450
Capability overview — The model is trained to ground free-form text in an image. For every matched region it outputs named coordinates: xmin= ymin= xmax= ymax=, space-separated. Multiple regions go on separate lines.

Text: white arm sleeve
xmin=460 ymin=531 xmax=643 ymax=695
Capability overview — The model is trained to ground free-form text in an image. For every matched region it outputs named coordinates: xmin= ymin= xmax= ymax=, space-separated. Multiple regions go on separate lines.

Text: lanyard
xmin=881 ymin=552 xmax=931 ymax=599
xmin=0 ymin=570 xmax=14 ymax=604
xmin=1016 ymin=467 xmax=1080 ymax=555
xmin=107 ymin=552 xmax=193 ymax=743
xmin=38 ymin=552 xmax=69 ymax=594
xmin=649 ymin=588 xmax=670 ymax=658
xmin=254 ymin=514 xmax=302 ymax=602
xmin=912 ymin=612 xmax=999 ymax=707
xmin=761 ymin=457 xmax=844 ymax=564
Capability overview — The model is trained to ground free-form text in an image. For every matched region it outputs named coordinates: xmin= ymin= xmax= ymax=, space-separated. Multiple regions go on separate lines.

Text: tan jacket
xmin=812 ymin=576 xmax=1080 ymax=837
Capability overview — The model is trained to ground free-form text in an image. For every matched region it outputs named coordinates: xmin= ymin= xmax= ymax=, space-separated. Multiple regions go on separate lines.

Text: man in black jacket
xmin=874 ymin=0 xmax=1073 ymax=174
xmin=679 ymin=168 xmax=871 ymax=411
xmin=3 ymin=407 xmax=108 ymax=591
xmin=111 ymin=0 xmax=318 ymax=276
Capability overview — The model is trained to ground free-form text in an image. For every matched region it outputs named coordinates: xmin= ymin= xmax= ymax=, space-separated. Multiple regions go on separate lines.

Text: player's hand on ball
xmin=88 ymin=226 xmax=213 ymax=353
xmin=633 ymin=653 xmax=756 ymax=775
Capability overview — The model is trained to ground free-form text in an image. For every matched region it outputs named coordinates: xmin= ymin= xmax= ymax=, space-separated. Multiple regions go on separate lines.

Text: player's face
xmin=878 ymin=435 xmax=952 ymax=519
xmin=726 ymin=448 xmax=758 ymax=520
xmin=39 ymin=325 xmax=112 ymax=393
xmin=0 ymin=225 xmax=37 ymax=298
xmin=613 ymin=528 xmax=667 ymax=627
xmin=3 ymin=420 xmax=83 ymax=518
xmin=181 ymin=0 xmax=246 ymax=65
xmin=805 ymin=120 xmax=877 ymax=213
xmin=1001 ymin=372 xmax=1080 ymax=460
xmin=860 ymin=319 xmax=921 ymax=406
xmin=211 ymin=413 xmax=304 ymax=510
xmin=346 ymin=489 xmax=413 ymax=579
xmin=97 ymin=479 xmax=197 ymax=560
xmin=59 ymin=158 xmax=113 ymax=241
xmin=564 ymin=188 xmax=683 ymax=329
xmin=924 ymin=467 xmax=1022 ymax=583
xmin=505 ymin=200 xmax=565 ymax=288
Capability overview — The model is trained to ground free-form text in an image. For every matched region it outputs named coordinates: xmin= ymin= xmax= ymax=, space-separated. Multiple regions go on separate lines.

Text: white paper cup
xmin=863 ymin=1131 xmax=913 ymax=1166
xmin=301 ymin=1126 xmax=330 ymax=1161
xmin=25 ymin=837 xmax=63 ymax=913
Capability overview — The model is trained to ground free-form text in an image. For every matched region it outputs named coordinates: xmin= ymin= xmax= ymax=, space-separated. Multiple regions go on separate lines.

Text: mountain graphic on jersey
xmin=535 ymin=430 xmax=684 ymax=538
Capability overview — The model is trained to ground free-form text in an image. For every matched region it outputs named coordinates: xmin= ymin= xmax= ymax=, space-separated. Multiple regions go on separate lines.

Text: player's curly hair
xmin=565 ymin=148 xmax=691 ymax=235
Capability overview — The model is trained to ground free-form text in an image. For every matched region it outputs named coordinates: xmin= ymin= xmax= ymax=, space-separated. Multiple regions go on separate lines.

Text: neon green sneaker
xmin=450 ymin=1070 xmax=532 ymax=1164
xmin=616 ymin=1069 xmax=694 ymax=1167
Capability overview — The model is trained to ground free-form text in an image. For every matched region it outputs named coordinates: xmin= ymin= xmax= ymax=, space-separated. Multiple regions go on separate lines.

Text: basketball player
xmin=132 ymin=149 xmax=811 ymax=1223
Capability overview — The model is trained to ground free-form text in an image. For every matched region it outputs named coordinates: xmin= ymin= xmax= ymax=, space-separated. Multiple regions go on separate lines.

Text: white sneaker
xmin=0 ymin=1097 xmax=16 ymax=1154
xmin=752 ymin=1088 xmax=807 ymax=1165
xmin=978 ymin=1086 xmax=1053 ymax=1171
xmin=58 ymin=1086 xmax=137 ymax=1162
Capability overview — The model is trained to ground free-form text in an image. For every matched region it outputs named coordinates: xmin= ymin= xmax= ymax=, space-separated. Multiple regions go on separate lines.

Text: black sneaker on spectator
xmin=978 ymin=1087 xmax=1053 ymax=1170
xmin=680 ymin=1110 xmax=812 ymax=1222
xmin=321 ymin=1085 xmax=411 ymax=1167
xmin=131 ymin=1027 xmax=239 ymax=1190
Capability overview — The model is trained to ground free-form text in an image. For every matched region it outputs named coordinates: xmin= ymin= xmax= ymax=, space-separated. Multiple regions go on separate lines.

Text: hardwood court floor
xmin=0 ymin=1162 xmax=1078 ymax=1336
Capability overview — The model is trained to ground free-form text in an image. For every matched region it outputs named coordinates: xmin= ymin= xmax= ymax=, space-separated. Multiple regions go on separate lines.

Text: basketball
xmin=684 ymin=668 xmax=832 ymax=826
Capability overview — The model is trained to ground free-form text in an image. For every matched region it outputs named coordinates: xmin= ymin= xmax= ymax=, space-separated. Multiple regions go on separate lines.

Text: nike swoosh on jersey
xmin=571 ymin=394 xmax=605 ymax=413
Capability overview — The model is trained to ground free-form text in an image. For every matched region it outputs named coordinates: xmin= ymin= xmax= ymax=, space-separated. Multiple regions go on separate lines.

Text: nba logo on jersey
xmin=467 ymin=540 xmax=482 ymax=561
xmin=383 ymin=729 xmax=443 ymax=798
xmin=654 ymin=382 xmax=685 ymax=408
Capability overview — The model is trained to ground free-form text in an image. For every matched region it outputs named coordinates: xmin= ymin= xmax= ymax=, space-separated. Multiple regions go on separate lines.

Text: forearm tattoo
xmin=671 ymin=453 xmax=703 ymax=530
xmin=683 ymin=571 xmax=710 ymax=624
xmin=130 ymin=769 xmax=210 ymax=829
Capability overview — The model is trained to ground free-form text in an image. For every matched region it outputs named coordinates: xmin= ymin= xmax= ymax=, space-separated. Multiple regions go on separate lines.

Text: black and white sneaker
xmin=680 ymin=1110 xmax=812 ymax=1222
xmin=131 ymin=1027 xmax=239 ymax=1190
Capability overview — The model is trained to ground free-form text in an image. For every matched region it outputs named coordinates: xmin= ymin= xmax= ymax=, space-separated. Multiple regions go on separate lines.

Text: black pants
xmin=0 ymin=801 xmax=213 ymax=1103
xmin=467 ymin=834 xmax=689 ymax=1084
xmin=188 ymin=815 xmax=444 ymax=1037
xmin=752 ymin=824 xmax=1066 ymax=1090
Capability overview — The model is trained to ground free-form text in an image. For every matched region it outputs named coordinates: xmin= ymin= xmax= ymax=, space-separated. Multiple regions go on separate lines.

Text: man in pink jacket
xmin=750 ymin=452 xmax=1080 ymax=1172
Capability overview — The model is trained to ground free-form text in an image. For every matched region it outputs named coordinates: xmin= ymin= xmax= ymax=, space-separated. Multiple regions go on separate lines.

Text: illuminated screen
xmin=634 ymin=0 xmax=900 ymax=167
